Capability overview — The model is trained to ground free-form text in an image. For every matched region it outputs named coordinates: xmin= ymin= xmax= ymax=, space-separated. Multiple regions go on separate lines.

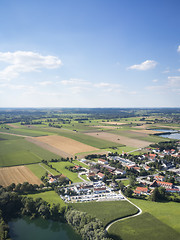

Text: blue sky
xmin=0 ymin=0 xmax=180 ymax=107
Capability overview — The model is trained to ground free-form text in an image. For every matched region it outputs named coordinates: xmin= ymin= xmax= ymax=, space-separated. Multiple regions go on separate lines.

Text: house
xmin=114 ymin=168 xmax=126 ymax=176
xmin=148 ymin=153 xmax=156 ymax=160
xmin=133 ymin=166 xmax=141 ymax=172
xmin=98 ymin=159 xmax=108 ymax=165
xmin=103 ymin=165 xmax=116 ymax=173
xmin=134 ymin=187 xmax=149 ymax=196
xmin=90 ymin=168 xmax=99 ymax=174
xmin=94 ymin=186 xmax=106 ymax=194
xmin=166 ymin=188 xmax=180 ymax=193
xmin=88 ymin=172 xmax=96 ymax=178
xmin=154 ymin=175 xmax=165 ymax=181
xmin=150 ymin=180 xmax=173 ymax=189
xmin=144 ymin=165 xmax=151 ymax=171
xmin=97 ymin=172 xmax=105 ymax=180
xmin=73 ymin=165 xmax=82 ymax=171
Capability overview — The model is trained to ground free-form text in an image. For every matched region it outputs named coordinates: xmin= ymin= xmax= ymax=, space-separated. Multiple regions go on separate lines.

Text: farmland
xmin=130 ymin=199 xmax=180 ymax=233
xmin=31 ymin=135 xmax=99 ymax=157
xmin=107 ymin=199 xmax=180 ymax=240
xmin=85 ymin=131 xmax=152 ymax=148
xmin=69 ymin=201 xmax=138 ymax=226
xmin=0 ymin=166 xmax=42 ymax=186
xmin=108 ymin=212 xmax=180 ymax=240
xmin=0 ymin=133 xmax=60 ymax=167
xmin=42 ymin=128 xmax=124 ymax=149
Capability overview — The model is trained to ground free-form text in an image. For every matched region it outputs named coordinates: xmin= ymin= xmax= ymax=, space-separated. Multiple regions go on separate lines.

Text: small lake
xmin=152 ymin=129 xmax=180 ymax=140
xmin=9 ymin=217 xmax=81 ymax=240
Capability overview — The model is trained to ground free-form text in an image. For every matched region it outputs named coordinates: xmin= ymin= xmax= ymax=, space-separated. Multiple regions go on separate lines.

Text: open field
xmin=37 ymin=128 xmax=124 ymax=149
xmin=51 ymin=161 xmax=81 ymax=183
xmin=69 ymin=201 xmax=138 ymax=227
xmin=85 ymin=131 xmax=152 ymax=148
xmin=0 ymin=127 xmax=53 ymax=137
xmin=32 ymin=135 xmax=99 ymax=156
xmin=0 ymin=133 xmax=60 ymax=167
xmin=101 ymin=122 xmax=128 ymax=125
xmin=130 ymin=199 xmax=180 ymax=233
xmin=0 ymin=166 xmax=42 ymax=186
xmin=108 ymin=212 xmax=180 ymax=240
xmin=27 ymin=163 xmax=59 ymax=179
xmin=24 ymin=190 xmax=66 ymax=207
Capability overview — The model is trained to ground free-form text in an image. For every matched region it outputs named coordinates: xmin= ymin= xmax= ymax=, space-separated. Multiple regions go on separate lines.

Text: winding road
xmin=105 ymin=192 xmax=142 ymax=231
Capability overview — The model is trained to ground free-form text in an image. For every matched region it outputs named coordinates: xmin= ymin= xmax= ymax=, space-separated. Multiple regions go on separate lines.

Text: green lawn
xmin=130 ymin=199 xmax=180 ymax=233
xmin=0 ymin=135 xmax=60 ymax=167
xmin=51 ymin=162 xmax=81 ymax=183
xmin=69 ymin=201 xmax=138 ymax=227
xmin=108 ymin=212 xmax=180 ymax=240
xmin=27 ymin=163 xmax=59 ymax=179
xmin=24 ymin=190 xmax=66 ymax=207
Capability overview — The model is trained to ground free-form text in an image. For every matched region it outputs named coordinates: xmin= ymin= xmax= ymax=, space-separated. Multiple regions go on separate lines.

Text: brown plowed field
xmin=0 ymin=166 xmax=42 ymax=187
xmin=85 ymin=132 xmax=152 ymax=148
xmin=28 ymin=135 xmax=99 ymax=157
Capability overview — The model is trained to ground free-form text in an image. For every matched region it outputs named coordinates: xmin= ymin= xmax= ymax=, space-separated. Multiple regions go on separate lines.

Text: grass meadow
xmin=69 ymin=201 xmax=138 ymax=227
xmin=0 ymin=134 xmax=60 ymax=167
xmin=27 ymin=163 xmax=59 ymax=179
xmin=51 ymin=162 xmax=81 ymax=183
xmin=108 ymin=212 xmax=180 ymax=240
xmin=24 ymin=190 xmax=66 ymax=207
xmin=130 ymin=199 xmax=180 ymax=233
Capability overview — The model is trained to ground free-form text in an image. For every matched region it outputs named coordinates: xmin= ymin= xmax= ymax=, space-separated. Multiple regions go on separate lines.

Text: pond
xmin=152 ymin=129 xmax=180 ymax=140
xmin=9 ymin=217 xmax=81 ymax=240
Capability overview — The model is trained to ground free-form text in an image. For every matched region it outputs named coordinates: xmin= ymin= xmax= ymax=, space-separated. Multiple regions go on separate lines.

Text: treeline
xmin=65 ymin=208 xmax=111 ymax=240
xmin=0 ymin=184 xmax=114 ymax=240
xmin=150 ymin=141 xmax=178 ymax=151
xmin=0 ymin=186 xmax=65 ymax=239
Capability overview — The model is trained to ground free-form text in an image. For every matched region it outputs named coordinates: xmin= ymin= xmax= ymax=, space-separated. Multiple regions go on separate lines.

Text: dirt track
xmin=85 ymin=132 xmax=152 ymax=148
xmin=0 ymin=166 xmax=42 ymax=187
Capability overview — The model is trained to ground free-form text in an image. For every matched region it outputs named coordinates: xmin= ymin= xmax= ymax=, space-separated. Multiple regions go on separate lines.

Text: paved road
xmin=105 ymin=191 xmax=142 ymax=231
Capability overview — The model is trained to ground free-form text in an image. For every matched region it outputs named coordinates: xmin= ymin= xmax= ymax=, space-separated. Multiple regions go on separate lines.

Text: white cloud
xmin=167 ymin=76 xmax=180 ymax=86
xmin=61 ymin=78 xmax=90 ymax=85
xmin=0 ymin=51 xmax=62 ymax=80
xmin=94 ymin=82 xmax=110 ymax=88
xmin=127 ymin=60 xmax=157 ymax=71
xmin=152 ymin=79 xmax=158 ymax=83
xmin=36 ymin=81 xmax=53 ymax=86
xmin=177 ymin=45 xmax=180 ymax=53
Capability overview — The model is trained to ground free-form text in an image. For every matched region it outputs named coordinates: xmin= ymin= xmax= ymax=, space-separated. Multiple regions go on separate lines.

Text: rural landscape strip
xmin=105 ymin=193 xmax=142 ymax=231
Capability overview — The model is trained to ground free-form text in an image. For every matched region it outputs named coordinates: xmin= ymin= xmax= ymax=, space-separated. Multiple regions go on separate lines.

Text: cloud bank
xmin=0 ymin=51 xmax=62 ymax=80
xmin=128 ymin=60 xmax=157 ymax=71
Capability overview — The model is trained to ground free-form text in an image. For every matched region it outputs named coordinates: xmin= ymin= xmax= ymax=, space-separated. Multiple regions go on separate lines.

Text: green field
xmin=108 ymin=212 xmax=180 ymax=240
xmin=130 ymin=199 xmax=180 ymax=233
xmin=24 ymin=190 xmax=66 ymax=207
xmin=51 ymin=162 xmax=81 ymax=183
xmin=39 ymin=128 xmax=124 ymax=149
xmin=0 ymin=127 xmax=53 ymax=137
xmin=69 ymin=201 xmax=138 ymax=226
xmin=0 ymin=133 xmax=60 ymax=167
xmin=27 ymin=163 xmax=59 ymax=179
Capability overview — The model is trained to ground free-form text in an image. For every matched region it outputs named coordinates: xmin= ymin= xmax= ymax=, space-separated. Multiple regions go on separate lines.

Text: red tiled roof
xmin=156 ymin=181 xmax=173 ymax=186
xmin=135 ymin=187 xmax=148 ymax=192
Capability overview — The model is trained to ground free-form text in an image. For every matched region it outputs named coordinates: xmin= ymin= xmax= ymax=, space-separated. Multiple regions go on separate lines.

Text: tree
xmin=124 ymin=186 xmax=133 ymax=197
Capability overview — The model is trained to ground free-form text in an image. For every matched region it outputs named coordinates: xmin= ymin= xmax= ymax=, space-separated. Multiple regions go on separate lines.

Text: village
xmin=47 ymin=141 xmax=180 ymax=203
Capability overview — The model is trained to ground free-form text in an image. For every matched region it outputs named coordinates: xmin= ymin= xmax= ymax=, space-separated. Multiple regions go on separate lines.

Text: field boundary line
xmin=39 ymin=163 xmax=54 ymax=175
xmin=105 ymin=192 xmax=142 ymax=231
